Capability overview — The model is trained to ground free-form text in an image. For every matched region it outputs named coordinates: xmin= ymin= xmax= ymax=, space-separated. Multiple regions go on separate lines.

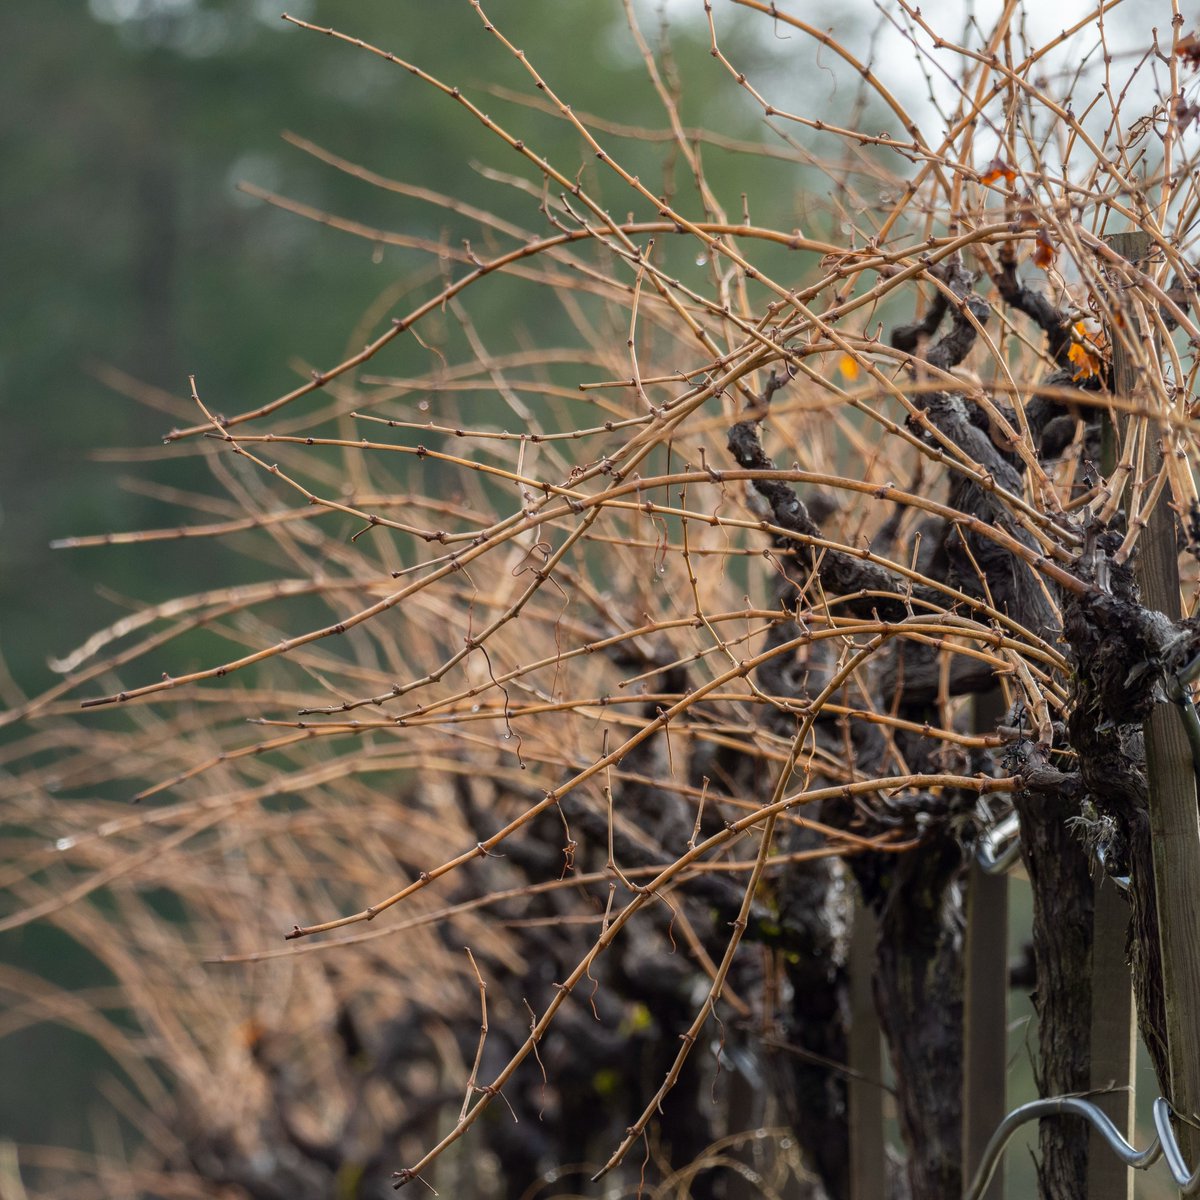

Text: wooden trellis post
xmin=1084 ymin=230 xmax=1145 ymax=1199
xmin=962 ymin=689 xmax=1009 ymax=1200
xmin=849 ymin=904 xmax=886 ymax=1200
xmin=1108 ymin=229 xmax=1200 ymax=1178
xmin=963 ymin=861 xmax=1008 ymax=1199
xmin=1088 ymin=873 xmax=1136 ymax=1200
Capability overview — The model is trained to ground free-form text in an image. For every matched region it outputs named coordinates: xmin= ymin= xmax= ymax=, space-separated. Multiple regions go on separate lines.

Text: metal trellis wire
xmin=966 ymin=656 xmax=1200 ymax=1197
xmin=964 ymin=1094 xmax=1200 ymax=1198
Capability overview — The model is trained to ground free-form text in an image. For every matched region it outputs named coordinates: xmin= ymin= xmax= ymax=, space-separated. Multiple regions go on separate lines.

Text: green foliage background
xmin=1 ymin=0 xmax=803 ymax=1155
xmin=1 ymin=0 xmax=799 ymax=685
xmin=0 ymin=7 xmax=1081 ymax=1193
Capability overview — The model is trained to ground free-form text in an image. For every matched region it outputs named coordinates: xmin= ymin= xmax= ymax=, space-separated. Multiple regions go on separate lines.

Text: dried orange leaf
xmin=838 ymin=353 xmax=861 ymax=381
xmin=1067 ymin=342 xmax=1100 ymax=380
xmin=1179 ymin=31 xmax=1200 ymax=69
xmin=1068 ymin=322 xmax=1106 ymax=381
xmin=980 ymin=156 xmax=1017 ymax=185
xmin=1033 ymin=232 xmax=1056 ymax=269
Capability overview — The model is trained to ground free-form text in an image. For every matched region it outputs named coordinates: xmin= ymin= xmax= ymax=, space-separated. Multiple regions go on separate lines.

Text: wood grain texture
xmin=1112 ymin=229 xmax=1200 ymax=1170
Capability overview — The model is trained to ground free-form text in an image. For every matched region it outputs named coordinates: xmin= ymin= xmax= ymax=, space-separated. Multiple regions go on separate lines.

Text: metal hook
xmin=965 ymin=1093 xmax=1200 ymax=1198
xmin=976 ymin=811 xmax=1021 ymax=875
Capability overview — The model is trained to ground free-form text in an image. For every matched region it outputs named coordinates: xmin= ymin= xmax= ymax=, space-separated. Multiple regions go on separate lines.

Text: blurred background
xmin=2 ymin=0 xmax=810 ymax=696
xmin=0 ymin=1 xmax=1165 ymax=1194
xmin=1 ymin=0 xmax=804 ymax=1162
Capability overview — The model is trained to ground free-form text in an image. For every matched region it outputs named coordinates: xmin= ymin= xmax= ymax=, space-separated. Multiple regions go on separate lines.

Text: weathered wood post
xmin=962 ymin=689 xmax=1009 ymax=1200
xmin=1109 ymin=229 xmax=1200 ymax=1179
xmin=849 ymin=904 xmax=886 ymax=1200
xmin=1087 ymin=873 xmax=1135 ymax=1200
xmin=1085 ymin=230 xmax=1144 ymax=1200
